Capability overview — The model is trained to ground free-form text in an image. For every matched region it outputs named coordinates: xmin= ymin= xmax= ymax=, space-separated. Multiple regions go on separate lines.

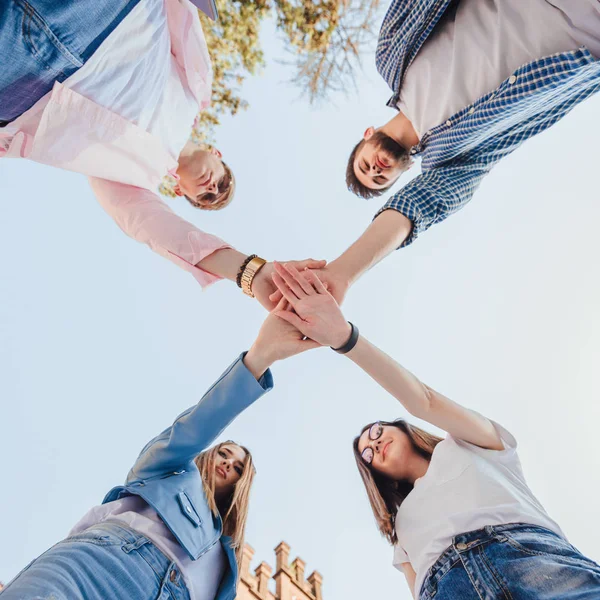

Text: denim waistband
xmin=419 ymin=523 xmax=563 ymax=599
xmin=82 ymin=520 xmax=191 ymax=600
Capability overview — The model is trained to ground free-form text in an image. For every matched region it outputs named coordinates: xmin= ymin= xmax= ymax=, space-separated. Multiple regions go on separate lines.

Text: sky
xmin=1 ymin=15 xmax=600 ymax=600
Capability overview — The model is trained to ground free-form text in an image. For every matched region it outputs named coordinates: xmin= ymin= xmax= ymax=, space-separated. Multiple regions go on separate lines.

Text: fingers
xmin=272 ymin=273 xmax=300 ymax=307
xmin=274 ymin=297 xmax=288 ymax=312
xmin=303 ymin=268 xmax=329 ymax=295
xmin=269 ymin=289 xmax=283 ymax=303
xmin=274 ymin=309 xmax=305 ymax=330
xmin=299 ymin=339 xmax=322 ymax=352
xmin=292 ymin=258 xmax=327 ymax=270
xmin=285 ymin=264 xmax=315 ymax=296
xmin=273 ymin=262 xmax=305 ymax=299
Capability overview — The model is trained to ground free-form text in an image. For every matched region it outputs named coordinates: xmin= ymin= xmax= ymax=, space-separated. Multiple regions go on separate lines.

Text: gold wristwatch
xmin=240 ymin=256 xmax=267 ymax=297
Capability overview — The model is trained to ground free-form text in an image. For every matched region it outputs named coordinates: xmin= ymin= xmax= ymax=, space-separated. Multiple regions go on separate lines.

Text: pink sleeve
xmin=89 ymin=177 xmax=231 ymax=288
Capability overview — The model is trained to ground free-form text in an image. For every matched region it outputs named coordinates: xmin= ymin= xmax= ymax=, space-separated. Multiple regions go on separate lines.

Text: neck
xmin=405 ymin=452 xmax=430 ymax=485
xmin=380 ymin=112 xmax=420 ymax=148
xmin=178 ymin=138 xmax=196 ymax=161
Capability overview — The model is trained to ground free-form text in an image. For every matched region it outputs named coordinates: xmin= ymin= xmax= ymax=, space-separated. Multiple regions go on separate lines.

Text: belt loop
xmin=122 ymin=535 xmax=150 ymax=553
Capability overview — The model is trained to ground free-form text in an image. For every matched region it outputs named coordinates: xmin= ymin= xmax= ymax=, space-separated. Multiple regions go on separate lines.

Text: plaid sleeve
xmin=374 ymin=162 xmax=490 ymax=247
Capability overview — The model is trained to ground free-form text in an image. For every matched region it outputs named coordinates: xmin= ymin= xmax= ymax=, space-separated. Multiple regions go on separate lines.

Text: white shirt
xmin=392 ymin=421 xmax=565 ymax=598
xmin=398 ymin=0 xmax=600 ymax=138
xmin=0 ymin=0 xmax=230 ymax=289
xmin=70 ymin=496 xmax=226 ymax=600
xmin=64 ymin=0 xmax=198 ymax=162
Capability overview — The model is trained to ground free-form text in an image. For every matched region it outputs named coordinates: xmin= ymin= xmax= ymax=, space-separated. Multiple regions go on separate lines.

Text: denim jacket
xmin=103 ymin=353 xmax=273 ymax=600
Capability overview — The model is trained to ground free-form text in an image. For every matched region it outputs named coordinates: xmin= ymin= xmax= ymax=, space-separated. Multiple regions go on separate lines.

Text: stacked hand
xmin=271 ymin=262 xmax=352 ymax=349
xmin=245 ymin=262 xmax=352 ymax=379
xmin=243 ymin=297 xmax=322 ymax=378
xmin=267 ymin=261 xmax=350 ymax=308
xmin=252 ymin=258 xmax=328 ymax=311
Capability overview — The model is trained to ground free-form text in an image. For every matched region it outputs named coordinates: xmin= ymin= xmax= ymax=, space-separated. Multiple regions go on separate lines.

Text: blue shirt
xmin=375 ymin=0 xmax=600 ymax=246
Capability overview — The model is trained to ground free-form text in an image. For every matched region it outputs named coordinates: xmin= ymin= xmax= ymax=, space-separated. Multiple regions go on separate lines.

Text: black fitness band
xmin=331 ymin=322 xmax=359 ymax=354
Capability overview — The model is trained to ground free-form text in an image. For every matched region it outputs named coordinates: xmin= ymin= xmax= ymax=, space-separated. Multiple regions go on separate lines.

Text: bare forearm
xmin=196 ymin=248 xmax=247 ymax=282
xmin=345 ymin=335 xmax=430 ymax=416
xmin=345 ymin=334 xmax=504 ymax=450
xmin=332 ymin=209 xmax=412 ymax=285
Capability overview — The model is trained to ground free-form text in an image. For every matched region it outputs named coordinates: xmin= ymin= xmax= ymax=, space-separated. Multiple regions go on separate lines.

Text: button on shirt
xmin=375 ymin=0 xmax=600 ymax=247
xmin=0 ymin=0 xmax=229 ymax=288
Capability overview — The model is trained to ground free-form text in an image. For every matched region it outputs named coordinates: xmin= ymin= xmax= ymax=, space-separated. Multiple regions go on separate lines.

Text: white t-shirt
xmin=70 ymin=496 xmax=226 ymax=600
xmin=64 ymin=0 xmax=198 ymax=160
xmin=398 ymin=0 xmax=600 ymax=138
xmin=392 ymin=421 xmax=565 ymax=598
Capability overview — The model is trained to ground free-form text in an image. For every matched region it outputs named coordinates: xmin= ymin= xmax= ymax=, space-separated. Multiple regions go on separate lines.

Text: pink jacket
xmin=0 ymin=0 xmax=229 ymax=288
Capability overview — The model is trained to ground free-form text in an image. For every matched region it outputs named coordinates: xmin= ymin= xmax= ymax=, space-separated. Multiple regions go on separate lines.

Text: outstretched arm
xmin=270 ymin=163 xmax=489 ymax=305
xmin=90 ymin=177 xmax=325 ymax=308
xmin=126 ymin=298 xmax=320 ymax=483
xmin=271 ymin=263 xmax=503 ymax=451
xmin=90 ymin=176 xmax=237 ymax=287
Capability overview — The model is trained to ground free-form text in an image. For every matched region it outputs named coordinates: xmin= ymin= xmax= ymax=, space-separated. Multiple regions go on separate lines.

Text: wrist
xmin=244 ymin=345 xmax=273 ymax=380
xmin=329 ymin=258 xmax=356 ymax=287
xmin=331 ymin=322 xmax=360 ymax=354
xmin=237 ymin=255 xmax=267 ymax=297
xmin=330 ymin=321 xmax=353 ymax=350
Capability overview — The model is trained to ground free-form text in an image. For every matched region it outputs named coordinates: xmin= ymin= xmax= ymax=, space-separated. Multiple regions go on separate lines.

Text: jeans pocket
xmin=19 ymin=0 xmax=83 ymax=75
xmin=502 ymin=528 xmax=580 ymax=561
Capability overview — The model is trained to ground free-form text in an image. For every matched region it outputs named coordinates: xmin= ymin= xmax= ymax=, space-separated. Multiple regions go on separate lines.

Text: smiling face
xmin=357 ymin=422 xmax=419 ymax=481
xmin=213 ymin=443 xmax=247 ymax=499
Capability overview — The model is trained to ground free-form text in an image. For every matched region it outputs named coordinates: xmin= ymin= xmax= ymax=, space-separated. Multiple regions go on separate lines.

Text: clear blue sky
xmin=1 ymin=16 xmax=599 ymax=600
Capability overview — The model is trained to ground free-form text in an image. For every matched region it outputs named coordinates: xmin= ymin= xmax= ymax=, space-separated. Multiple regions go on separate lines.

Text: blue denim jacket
xmin=103 ymin=354 xmax=273 ymax=600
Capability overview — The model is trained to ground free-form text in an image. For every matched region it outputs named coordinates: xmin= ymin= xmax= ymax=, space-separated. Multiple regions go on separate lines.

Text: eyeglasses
xmin=361 ymin=422 xmax=383 ymax=465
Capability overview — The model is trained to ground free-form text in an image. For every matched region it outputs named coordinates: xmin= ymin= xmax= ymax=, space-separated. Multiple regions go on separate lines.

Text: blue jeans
xmin=0 ymin=521 xmax=191 ymax=600
xmin=0 ymin=0 xmax=141 ymax=124
xmin=420 ymin=523 xmax=600 ymax=600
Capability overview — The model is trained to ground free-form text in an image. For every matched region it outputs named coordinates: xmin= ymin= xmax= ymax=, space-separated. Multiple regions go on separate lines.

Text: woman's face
xmin=213 ymin=443 xmax=247 ymax=498
xmin=177 ymin=148 xmax=226 ymax=201
xmin=357 ymin=424 xmax=416 ymax=481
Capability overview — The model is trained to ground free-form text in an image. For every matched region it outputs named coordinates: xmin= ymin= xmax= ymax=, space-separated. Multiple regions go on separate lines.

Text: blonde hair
xmin=159 ymin=149 xmax=236 ymax=211
xmin=194 ymin=441 xmax=255 ymax=573
xmin=353 ymin=420 xmax=443 ymax=544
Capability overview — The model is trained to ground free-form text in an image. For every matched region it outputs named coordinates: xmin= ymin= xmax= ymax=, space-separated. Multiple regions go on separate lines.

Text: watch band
xmin=236 ymin=254 xmax=257 ymax=288
xmin=241 ymin=256 xmax=267 ymax=297
xmin=331 ymin=322 xmax=359 ymax=354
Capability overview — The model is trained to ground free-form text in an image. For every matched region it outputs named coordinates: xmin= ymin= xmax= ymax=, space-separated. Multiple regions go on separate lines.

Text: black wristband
xmin=236 ymin=254 xmax=257 ymax=288
xmin=331 ymin=322 xmax=359 ymax=354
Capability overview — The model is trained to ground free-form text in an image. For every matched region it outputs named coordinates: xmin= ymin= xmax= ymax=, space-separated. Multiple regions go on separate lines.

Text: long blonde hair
xmin=353 ymin=420 xmax=443 ymax=544
xmin=194 ymin=441 xmax=255 ymax=572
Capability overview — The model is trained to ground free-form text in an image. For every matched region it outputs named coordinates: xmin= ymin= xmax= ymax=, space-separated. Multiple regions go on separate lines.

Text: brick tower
xmin=236 ymin=541 xmax=323 ymax=600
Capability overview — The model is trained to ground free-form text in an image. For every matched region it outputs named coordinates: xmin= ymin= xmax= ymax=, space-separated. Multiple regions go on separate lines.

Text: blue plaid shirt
xmin=375 ymin=0 xmax=600 ymax=246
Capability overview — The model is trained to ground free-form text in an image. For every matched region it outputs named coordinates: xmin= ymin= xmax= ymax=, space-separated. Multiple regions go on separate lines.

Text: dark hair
xmin=185 ymin=161 xmax=236 ymax=211
xmin=353 ymin=419 xmax=443 ymax=544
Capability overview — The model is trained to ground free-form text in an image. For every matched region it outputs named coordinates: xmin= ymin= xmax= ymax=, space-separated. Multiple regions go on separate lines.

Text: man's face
xmin=353 ymin=127 xmax=408 ymax=191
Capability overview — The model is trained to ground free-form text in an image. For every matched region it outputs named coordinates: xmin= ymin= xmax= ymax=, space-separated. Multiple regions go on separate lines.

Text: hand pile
xmin=249 ymin=262 xmax=354 ymax=367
